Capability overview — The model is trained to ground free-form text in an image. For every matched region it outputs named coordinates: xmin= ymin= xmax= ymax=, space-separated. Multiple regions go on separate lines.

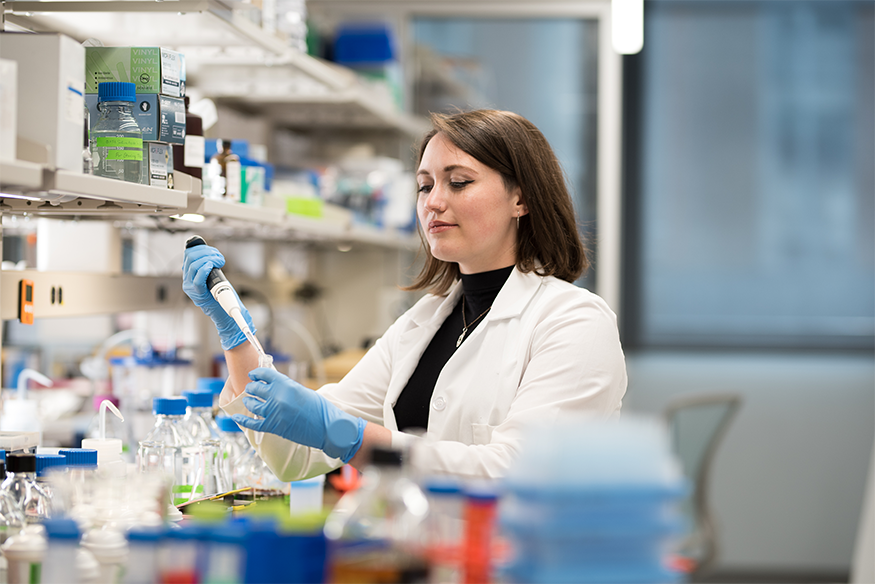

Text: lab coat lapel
xmin=382 ymin=282 xmax=464 ymax=425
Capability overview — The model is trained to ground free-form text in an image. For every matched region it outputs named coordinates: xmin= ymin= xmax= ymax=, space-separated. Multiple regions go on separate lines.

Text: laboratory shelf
xmin=185 ymin=193 xmax=286 ymax=226
xmin=0 ymin=159 xmax=46 ymax=192
xmin=3 ymin=0 xmax=291 ymax=55
xmin=1 ymin=170 xmax=187 ymax=216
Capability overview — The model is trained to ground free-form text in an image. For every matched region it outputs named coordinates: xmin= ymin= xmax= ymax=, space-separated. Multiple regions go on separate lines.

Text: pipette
xmin=185 ymin=236 xmax=272 ymax=444
xmin=184 ymin=235 xmax=271 ymax=365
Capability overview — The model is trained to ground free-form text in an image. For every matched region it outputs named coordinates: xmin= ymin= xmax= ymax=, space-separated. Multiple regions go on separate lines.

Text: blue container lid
xmin=127 ymin=526 xmax=165 ymax=542
xmin=182 ymin=390 xmax=213 ymax=409
xmin=196 ymin=377 xmax=225 ymax=394
xmin=0 ymin=450 xmax=6 ymax=462
xmin=166 ymin=526 xmax=203 ymax=541
xmin=334 ymin=23 xmax=395 ymax=65
xmin=43 ymin=518 xmax=80 ymax=540
xmin=58 ymin=448 xmax=98 ymax=468
xmin=216 ymin=415 xmax=242 ymax=433
xmin=98 ymin=81 xmax=136 ymax=103
xmin=153 ymin=396 xmax=187 ymax=416
xmin=209 ymin=524 xmax=247 ymax=545
xmin=35 ymin=454 xmax=66 ymax=477
xmin=425 ymin=478 xmax=462 ymax=495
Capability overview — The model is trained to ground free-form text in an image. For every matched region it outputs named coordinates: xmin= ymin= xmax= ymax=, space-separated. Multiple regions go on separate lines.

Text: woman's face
xmin=416 ymin=132 xmax=525 ymax=274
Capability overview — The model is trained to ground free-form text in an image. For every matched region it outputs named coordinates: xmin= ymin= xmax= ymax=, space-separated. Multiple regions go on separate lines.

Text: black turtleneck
xmin=393 ymin=265 xmax=515 ymax=432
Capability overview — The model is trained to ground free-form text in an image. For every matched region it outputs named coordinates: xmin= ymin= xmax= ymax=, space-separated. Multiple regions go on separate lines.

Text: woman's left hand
xmin=232 ymin=367 xmax=366 ymax=463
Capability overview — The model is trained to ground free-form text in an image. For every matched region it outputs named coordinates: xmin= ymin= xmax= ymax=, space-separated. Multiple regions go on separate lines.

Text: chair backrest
xmin=664 ymin=393 xmax=742 ymax=576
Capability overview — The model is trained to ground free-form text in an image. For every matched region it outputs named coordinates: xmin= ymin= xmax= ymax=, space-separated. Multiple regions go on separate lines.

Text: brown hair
xmin=405 ymin=109 xmax=587 ymax=295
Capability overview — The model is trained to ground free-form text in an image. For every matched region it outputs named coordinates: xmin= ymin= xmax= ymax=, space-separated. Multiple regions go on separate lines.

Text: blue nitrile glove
xmin=182 ymin=244 xmax=255 ymax=350
xmin=232 ymin=367 xmax=366 ymax=463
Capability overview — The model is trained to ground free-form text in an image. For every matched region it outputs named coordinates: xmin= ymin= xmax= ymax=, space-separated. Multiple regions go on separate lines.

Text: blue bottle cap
xmin=58 ymin=448 xmax=98 ymax=468
xmin=182 ymin=390 xmax=213 ymax=409
xmin=153 ymin=396 xmax=187 ymax=416
xmin=44 ymin=518 xmax=80 ymax=540
xmin=196 ymin=377 xmax=226 ymax=394
xmin=35 ymin=454 xmax=66 ymax=477
xmin=97 ymin=81 xmax=136 ymax=103
xmin=216 ymin=415 xmax=242 ymax=433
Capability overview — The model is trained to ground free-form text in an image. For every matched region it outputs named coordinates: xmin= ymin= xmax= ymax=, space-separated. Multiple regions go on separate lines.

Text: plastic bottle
xmin=202 ymin=523 xmax=246 ymax=584
xmin=423 ymin=478 xmax=465 ymax=582
xmin=142 ymin=397 xmax=200 ymax=506
xmin=81 ymin=527 xmax=128 ymax=584
xmin=124 ymin=527 xmax=163 ymax=584
xmin=0 ymin=368 xmax=53 ymax=443
xmin=461 ymin=485 xmax=498 ymax=584
xmin=324 ymin=447 xmax=431 ymax=583
xmin=158 ymin=526 xmax=200 ymax=584
xmin=1 ymin=525 xmax=45 ymax=584
xmin=33 ymin=454 xmax=65 ymax=503
xmin=57 ymin=448 xmax=98 ymax=526
xmin=1 ymin=454 xmax=51 ymax=524
xmin=91 ymin=81 xmax=146 ymax=184
xmin=40 ymin=518 xmax=80 ymax=584
xmin=211 ymin=140 xmax=241 ymax=201
xmin=84 ymin=395 xmax=127 ymax=451
xmin=172 ymin=96 xmax=204 ymax=180
xmin=81 ymin=398 xmax=126 ymax=476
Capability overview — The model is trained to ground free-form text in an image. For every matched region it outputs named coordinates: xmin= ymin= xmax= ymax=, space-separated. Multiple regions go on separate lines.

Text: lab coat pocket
xmin=471 ymin=423 xmax=496 ymax=445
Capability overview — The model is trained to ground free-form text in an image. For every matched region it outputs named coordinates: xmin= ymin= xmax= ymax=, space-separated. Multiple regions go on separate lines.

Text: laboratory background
xmin=0 ymin=0 xmax=872 ymax=583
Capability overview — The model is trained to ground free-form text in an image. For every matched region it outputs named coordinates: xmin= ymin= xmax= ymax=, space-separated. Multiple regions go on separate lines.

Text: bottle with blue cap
xmin=142 ymin=397 xmax=199 ymax=506
xmin=182 ymin=390 xmax=223 ymax=444
xmin=34 ymin=454 xmax=65 ymax=503
xmin=216 ymin=415 xmax=249 ymax=489
xmin=41 ymin=518 xmax=80 ymax=584
xmin=91 ymin=81 xmax=146 ymax=184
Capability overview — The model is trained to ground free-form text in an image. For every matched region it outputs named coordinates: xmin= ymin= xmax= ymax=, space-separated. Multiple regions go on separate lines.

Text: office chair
xmin=664 ymin=393 xmax=742 ymax=578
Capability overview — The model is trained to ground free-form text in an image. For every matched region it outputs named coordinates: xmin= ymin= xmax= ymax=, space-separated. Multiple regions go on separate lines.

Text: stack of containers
xmin=84 ymin=46 xmax=186 ymax=188
xmin=500 ymin=416 xmax=688 ymax=584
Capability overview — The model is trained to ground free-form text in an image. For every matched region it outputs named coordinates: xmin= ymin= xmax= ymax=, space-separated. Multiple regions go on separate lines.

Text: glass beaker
xmin=138 ymin=441 xmax=165 ymax=475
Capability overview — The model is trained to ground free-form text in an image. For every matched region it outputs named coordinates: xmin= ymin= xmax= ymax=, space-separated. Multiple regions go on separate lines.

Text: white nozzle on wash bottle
xmin=81 ymin=399 xmax=124 ymax=466
xmin=16 ymin=369 xmax=53 ymax=400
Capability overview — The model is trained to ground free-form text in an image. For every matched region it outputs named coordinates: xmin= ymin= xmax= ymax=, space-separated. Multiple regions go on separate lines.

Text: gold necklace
xmin=457 ymin=296 xmax=491 ymax=348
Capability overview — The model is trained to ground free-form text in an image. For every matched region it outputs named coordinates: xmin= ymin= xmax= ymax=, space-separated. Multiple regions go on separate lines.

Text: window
xmin=625 ymin=0 xmax=875 ymax=349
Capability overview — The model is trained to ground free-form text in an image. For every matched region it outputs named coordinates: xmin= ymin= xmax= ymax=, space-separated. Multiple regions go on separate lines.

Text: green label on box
xmin=106 ymin=150 xmax=143 ymax=161
xmin=95 ymin=136 xmax=143 ymax=148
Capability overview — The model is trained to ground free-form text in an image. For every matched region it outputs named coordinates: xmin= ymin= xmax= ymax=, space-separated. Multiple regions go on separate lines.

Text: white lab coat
xmin=220 ymin=267 xmax=627 ymax=480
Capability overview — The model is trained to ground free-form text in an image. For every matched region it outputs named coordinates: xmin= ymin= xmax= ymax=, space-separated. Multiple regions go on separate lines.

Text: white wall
xmin=624 ymin=351 xmax=875 ymax=573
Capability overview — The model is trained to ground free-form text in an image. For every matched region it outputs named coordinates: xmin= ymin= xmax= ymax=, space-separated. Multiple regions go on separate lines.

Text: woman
xmin=183 ymin=109 xmax=627 ymax=479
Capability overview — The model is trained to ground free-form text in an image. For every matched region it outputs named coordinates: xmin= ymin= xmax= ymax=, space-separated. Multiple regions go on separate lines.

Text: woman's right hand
xmin=182 ymin=243 xmax=255 ymax=350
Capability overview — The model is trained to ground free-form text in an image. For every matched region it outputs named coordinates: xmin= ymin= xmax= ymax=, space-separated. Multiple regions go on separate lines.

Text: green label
xmin=29 ymin=563 xmax=41 ymax=584
xmin=106 ymin=150 xmax=143 ymax=161
xmin=95 ymin=136 xmax=143 ymax=148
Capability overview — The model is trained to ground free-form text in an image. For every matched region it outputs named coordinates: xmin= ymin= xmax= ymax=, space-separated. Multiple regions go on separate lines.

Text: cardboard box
xmin=85 ymin=47 xmax=183 ymax=97
xmin=0 ymin=59 xmax=17 ymax=161
xmin=145 ymin=142 xmax=173 ymax=188
xmin=86 ymin=94 xmax=185 ymax=144
xmin=0 ymin=33 xmax=85 ymax=172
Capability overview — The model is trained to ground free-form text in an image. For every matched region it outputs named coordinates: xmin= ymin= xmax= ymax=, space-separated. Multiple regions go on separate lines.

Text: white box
xmin=0 ymin=33 xmax=85 ymax=172
xmin=0 ymin=59 xmax=16 ymax=161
